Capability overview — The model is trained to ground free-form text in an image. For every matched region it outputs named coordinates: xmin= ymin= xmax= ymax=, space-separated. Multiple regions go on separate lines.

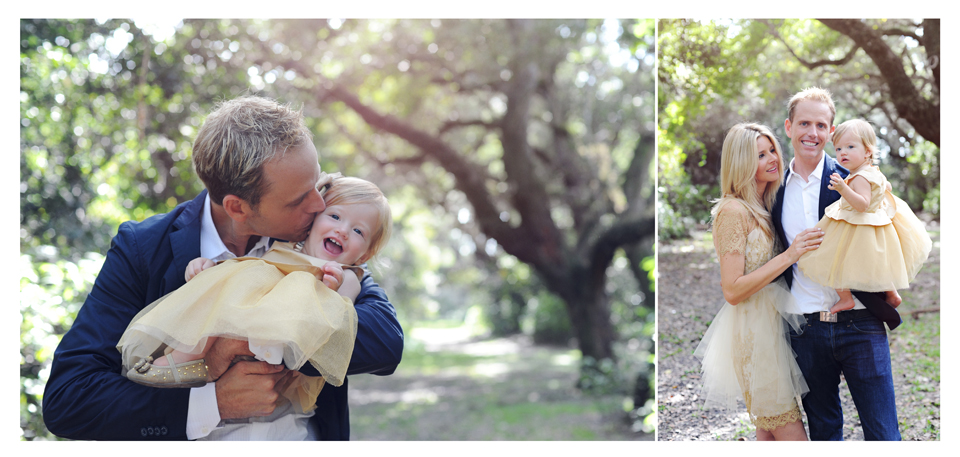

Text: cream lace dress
xmin=694 ymin=201 xmax=809 ymax=431
xmin=798 ymin=166 xmax=931 ymax=292
xmin=116 ymin=241 xmax=359 ymax=413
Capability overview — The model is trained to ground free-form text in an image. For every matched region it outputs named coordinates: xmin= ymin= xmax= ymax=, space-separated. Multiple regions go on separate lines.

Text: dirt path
xmin=347 ymin=328 xmax=654 ymax=440
xmin=657 ymin=224 xmax=940 ymax=441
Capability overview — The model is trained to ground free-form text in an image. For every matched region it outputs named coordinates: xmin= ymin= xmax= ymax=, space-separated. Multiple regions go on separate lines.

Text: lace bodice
xmin=742 ymin=229 xmax=774 ymax=274
xmin=713 ymin=201 xmax=774 ymax=275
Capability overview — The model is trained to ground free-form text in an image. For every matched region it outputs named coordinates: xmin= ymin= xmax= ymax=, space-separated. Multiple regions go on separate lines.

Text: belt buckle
xmin=819 ymin=311 xmax=837 ymax=322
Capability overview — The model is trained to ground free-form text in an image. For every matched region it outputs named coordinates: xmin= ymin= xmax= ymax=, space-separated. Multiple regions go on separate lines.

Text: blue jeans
xmin=789 ymin=310 xmax=901 ymax=440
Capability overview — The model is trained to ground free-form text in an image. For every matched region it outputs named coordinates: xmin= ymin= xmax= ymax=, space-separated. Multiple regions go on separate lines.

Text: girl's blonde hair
xmin=711 ymin=123 xmax=785 ymax=238
xmin=323 ymin=176 xmax=393 ymax=265
xmin=832 ymin=119 xmax=878 ymax=164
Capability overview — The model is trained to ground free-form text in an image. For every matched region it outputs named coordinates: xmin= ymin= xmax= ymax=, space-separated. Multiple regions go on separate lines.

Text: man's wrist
xmin=185 ymin=383 xmax=222 ymax=440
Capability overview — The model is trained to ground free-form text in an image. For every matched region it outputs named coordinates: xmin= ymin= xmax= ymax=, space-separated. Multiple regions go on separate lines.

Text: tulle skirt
xmin=116 ymin=257 xmax=358 ymax=412
xmin=798 ymin=194 xmax=931 ymax=292
xmin=694 ymin=279 xmax=808 ymax=429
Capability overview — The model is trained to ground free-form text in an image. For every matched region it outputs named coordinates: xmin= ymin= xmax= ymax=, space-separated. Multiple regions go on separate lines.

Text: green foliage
xmin=577 ymin=356 xmax=625 ymax=396
xmin=20 ymin=247 xmax=104 ymax=440
xmin=482 ymin=260 xmax=532 ymax=336
xmin=522 ymin=292 xmax=574 ymax=345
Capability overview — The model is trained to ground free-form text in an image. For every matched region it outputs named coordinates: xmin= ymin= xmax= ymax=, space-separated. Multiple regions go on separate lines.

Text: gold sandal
xmin=126 ymin=353 xmax=210 ymax=388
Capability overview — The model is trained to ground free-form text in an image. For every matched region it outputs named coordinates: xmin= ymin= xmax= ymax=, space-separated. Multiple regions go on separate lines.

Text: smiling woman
xmin=753 ymin=135 xmax=781 ymax=194
xmin=670 ymin=122 xmax=823 ymax=441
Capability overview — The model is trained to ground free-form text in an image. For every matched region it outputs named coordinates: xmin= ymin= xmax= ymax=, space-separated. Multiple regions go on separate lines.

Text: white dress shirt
xmin=781 ymin=153 xmax=864 ymax=314
xmin=185 ymin=194 xmax=315 ymax=440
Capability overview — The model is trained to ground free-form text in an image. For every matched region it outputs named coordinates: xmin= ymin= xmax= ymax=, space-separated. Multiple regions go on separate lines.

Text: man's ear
xmin=222 ymin=194 xmax=254 ymax=223
xmin=784 ymin=118 xmax=793 ymax=138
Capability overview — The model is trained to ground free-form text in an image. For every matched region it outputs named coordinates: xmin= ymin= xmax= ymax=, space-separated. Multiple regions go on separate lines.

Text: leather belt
xmin=804 ymin=308 xmax=874 ymax=323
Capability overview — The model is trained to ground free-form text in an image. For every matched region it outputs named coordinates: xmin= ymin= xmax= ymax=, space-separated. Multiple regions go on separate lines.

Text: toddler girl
xmin=116 ymin=176 xmax=392 ymax=413
xmin=798 ymin=119 xmax=931 ymax=313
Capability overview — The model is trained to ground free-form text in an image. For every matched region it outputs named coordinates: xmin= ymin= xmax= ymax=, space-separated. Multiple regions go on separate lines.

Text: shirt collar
xmin=201 ymin=194 xmax=271 ymax=261
xmin=786 ymin=153 xmax=826 ymax=186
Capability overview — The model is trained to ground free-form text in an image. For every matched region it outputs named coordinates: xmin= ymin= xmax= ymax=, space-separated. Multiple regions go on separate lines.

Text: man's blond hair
xmin=787 ymin=87 xmax=836 ymax=125
xmin=192 ymin=96 xmax=313 ymax=206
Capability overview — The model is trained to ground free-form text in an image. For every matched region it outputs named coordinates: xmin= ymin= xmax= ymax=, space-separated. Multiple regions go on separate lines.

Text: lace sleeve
xmin=713 ymin=204 xmax=749 ymax=258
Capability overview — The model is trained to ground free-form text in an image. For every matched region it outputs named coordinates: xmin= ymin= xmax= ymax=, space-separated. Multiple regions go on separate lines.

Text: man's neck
xmin=210 ymin=202 xmax=258 ymax=257
xmin=790 ymin=152 xmax=823 ymax=182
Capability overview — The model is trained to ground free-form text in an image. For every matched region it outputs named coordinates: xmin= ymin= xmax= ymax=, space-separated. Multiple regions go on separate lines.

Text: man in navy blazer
xmin=771 ymin=87 xmax=900 ymax=440
xmin=42 ymin=96 xmax=403 ymax=440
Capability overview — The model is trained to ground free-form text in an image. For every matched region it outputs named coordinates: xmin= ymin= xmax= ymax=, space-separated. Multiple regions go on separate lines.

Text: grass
xmin=347 ymin=327 xmax=644 ymax=440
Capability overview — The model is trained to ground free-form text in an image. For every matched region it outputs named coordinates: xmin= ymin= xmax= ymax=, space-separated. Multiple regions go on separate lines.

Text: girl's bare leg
xmin=152 ymin=337 xmax=218 ymax=366
xmin=830 ymin=289 xmax=856 ymax=314
xmin=885 ymin=290 xmax=902 ymax=308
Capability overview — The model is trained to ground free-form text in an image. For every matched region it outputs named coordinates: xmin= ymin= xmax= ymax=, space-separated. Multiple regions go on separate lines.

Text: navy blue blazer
xmin=43 ymin=191 xmax=404 ymax=440
xmin=772 ymin=155 xmax=901 ymax=330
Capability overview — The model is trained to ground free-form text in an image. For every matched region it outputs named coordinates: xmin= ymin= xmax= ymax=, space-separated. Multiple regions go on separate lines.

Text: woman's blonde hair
xmin=323 ymin=176 xmax=393 ymax=265
xmin=711 ymin=123 xmax=785 ymax=238
xmin=832 ymin=119 xmax=878 ymax=164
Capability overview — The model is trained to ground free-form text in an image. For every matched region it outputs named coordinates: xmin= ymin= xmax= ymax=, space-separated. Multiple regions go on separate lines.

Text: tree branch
xmin=761 ymin=19 xmax=860 ymax=69
xmin=922 ymin=19 xmax=940 ymax=91
xmin=881 ymin=28 xmax=923 ymax=43
xmin=588 ymin=215 xmax=656 ymax=286
xmin=622 ymin=131 xmax=655 ymax=220
xmin=498 ymin=19 xmax=566 ymax=267
xmin=819 ymin=19 xmax=939 ymax=147
xmin=307 ymin=77 xmax=544 ymax=262
xmin=439 ymin=119 xmax=499 ymax=135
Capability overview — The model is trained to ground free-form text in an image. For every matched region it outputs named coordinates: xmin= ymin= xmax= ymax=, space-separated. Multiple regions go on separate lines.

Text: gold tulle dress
xmin=116 ymin=241 xmax=358 ymax=413
xmin=695 ymin=201 xmax=808 ymax=431
xmin=798 ymin=166 xmax=931 ymax=292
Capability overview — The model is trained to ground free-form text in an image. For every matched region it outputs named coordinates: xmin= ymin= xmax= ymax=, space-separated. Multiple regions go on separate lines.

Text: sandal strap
xmin=166 ymin=353 xmax=181 ymax=383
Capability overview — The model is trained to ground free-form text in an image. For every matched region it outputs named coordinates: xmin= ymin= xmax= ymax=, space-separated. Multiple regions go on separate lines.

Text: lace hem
xmin=754 ymin=406 xmax=802 ymax=431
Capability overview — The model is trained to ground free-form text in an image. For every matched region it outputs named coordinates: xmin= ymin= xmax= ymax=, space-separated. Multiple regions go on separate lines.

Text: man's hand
xmin=214 ymin=361 xmax=292 ymax=420
xmin=185 ymin=257 xmax=216 ymax=282
xmin=319 ymin=261 xmax=344 ymax=291
xmin=204 ymin=337 xmax=256 ymax=381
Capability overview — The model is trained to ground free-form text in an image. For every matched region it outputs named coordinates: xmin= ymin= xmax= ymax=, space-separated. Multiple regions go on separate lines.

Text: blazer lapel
xmin=772 ymin=167 xmax=793 ymax=288
xmin=165 ymin=191 xmax=206 ymax=293
xmin=773 ymin=168 xmax=789 ymax=249
xmin=818 ymin=155 xmax=847 ymax=219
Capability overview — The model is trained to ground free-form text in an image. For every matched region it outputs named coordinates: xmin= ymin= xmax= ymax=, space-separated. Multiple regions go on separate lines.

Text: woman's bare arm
xmin=715 ymin=203 xmax=823 ymax=305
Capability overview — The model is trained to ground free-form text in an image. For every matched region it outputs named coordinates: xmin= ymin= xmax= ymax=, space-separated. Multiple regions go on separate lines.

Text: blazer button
xmin=141 ymin=428 xmax=148 ymax=437
xmin=147 ymin=427 xmax=155 ymax=436
xmin=160 ymin=426 xmax=168 ymax=435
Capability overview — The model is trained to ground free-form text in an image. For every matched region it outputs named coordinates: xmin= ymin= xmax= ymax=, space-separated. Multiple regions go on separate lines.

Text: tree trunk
xmin=541 ymin=263 xmax=617 ymax=361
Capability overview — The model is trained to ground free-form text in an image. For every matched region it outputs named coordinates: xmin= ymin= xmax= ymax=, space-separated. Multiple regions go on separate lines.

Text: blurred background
xmin=656 ymin=19 xmax=939 ymax=440
xmin=20 ymin=18 xmax=656 ymax=440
